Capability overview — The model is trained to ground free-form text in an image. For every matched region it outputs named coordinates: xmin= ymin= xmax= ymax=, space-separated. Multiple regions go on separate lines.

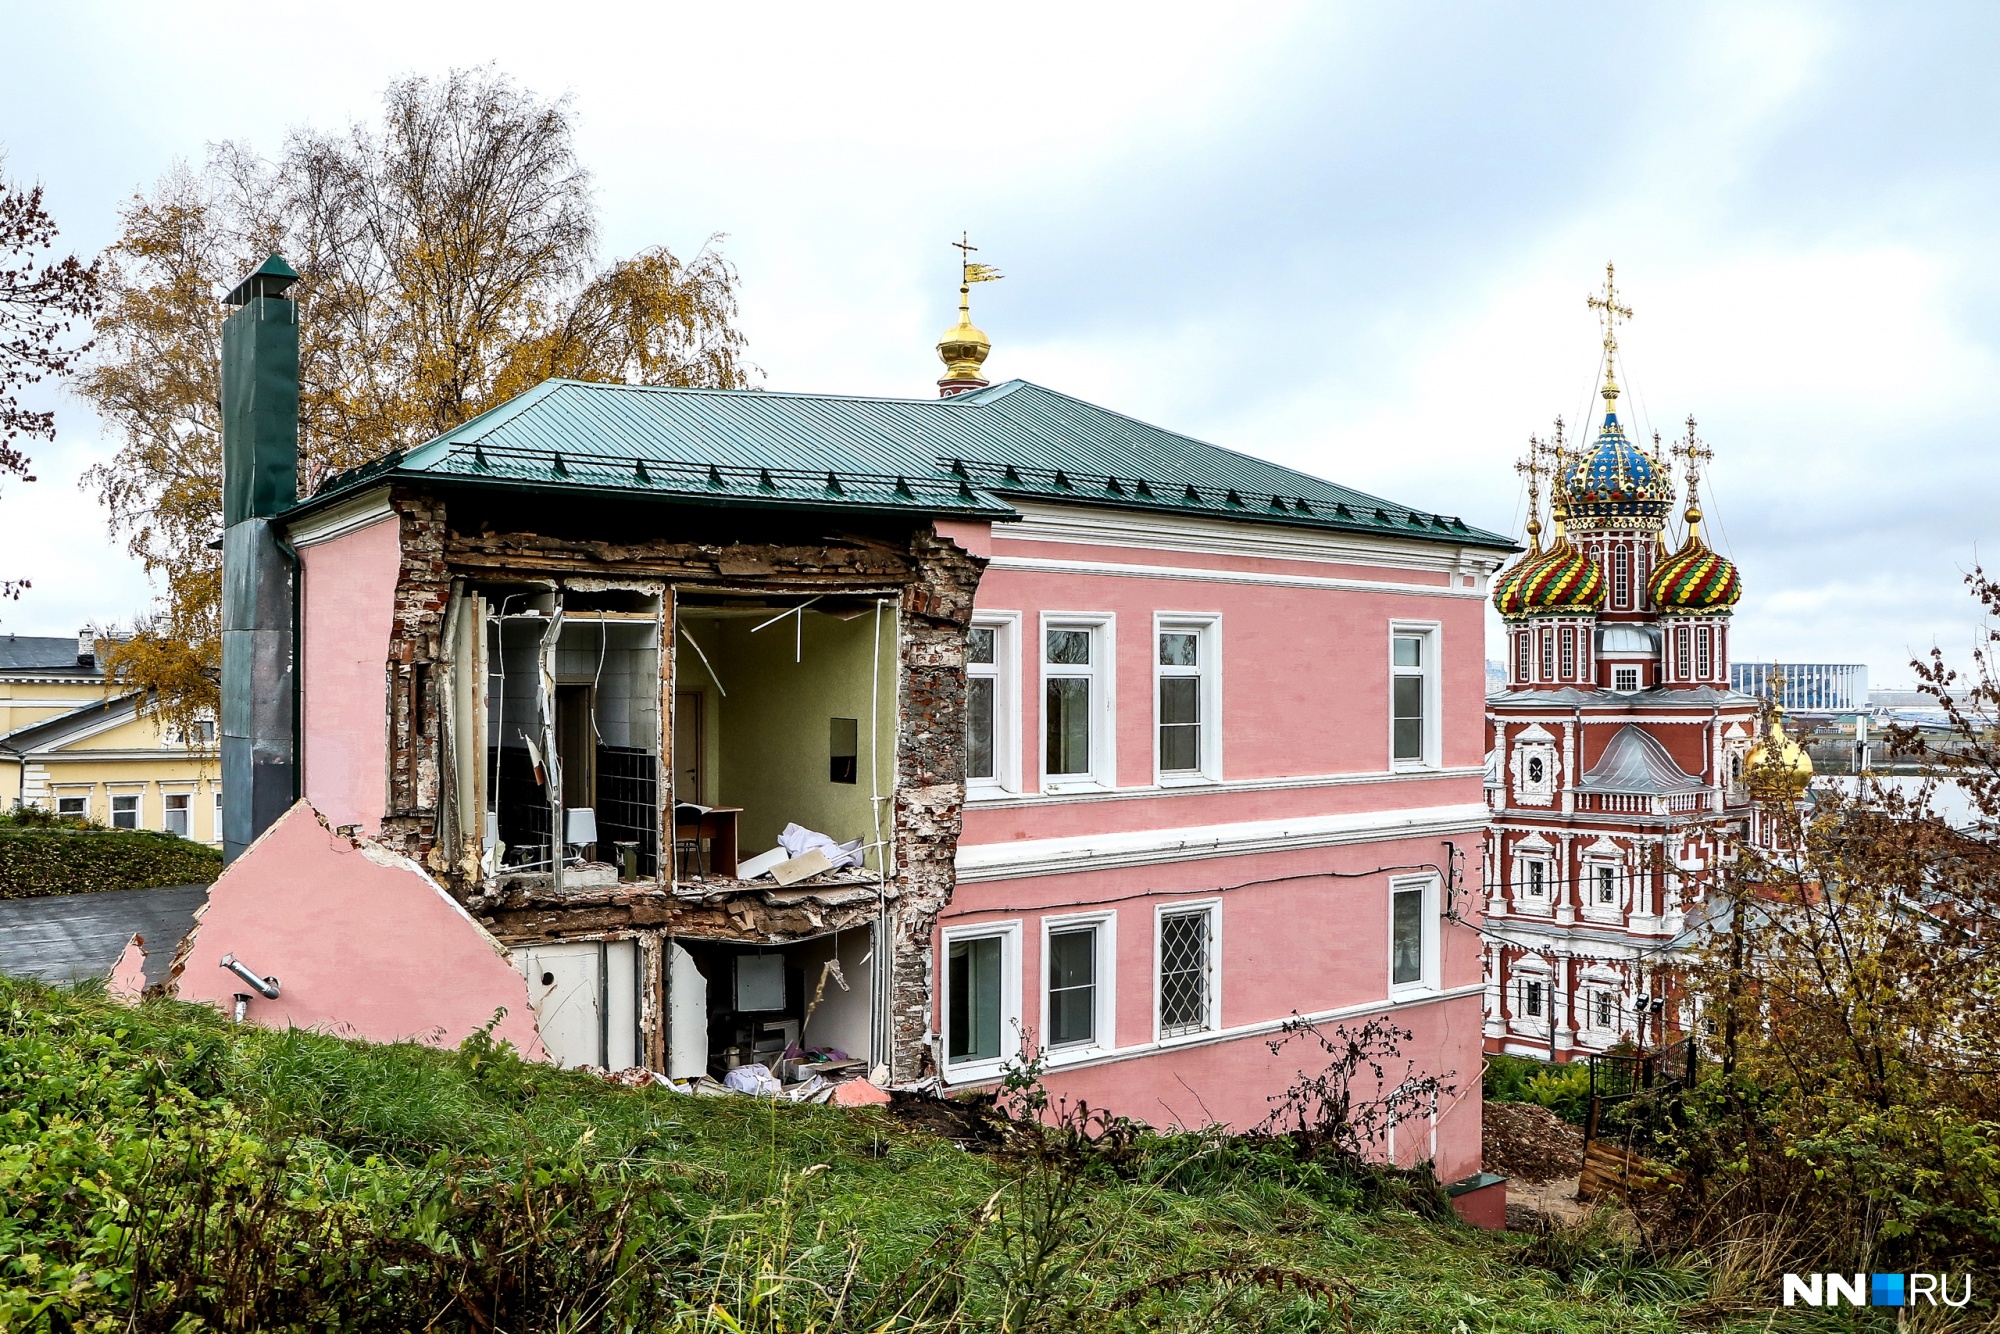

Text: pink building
xmin=195 ymin=256 xmax=1512 ymax=1199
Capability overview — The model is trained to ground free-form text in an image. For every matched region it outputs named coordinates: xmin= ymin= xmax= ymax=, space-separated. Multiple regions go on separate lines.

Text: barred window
xmin=1157 ymin=908 xmax=1215 ymax=1037
xmin=1523 ymin=979 xmax=1544 ymax=1018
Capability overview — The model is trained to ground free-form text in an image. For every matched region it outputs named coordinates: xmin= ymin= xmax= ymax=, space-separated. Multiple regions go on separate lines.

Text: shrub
xmin=0 ymin=826 xmax=222 ymax=898
xmin=1483 ymin=1053 xmax=1593 ymax=1125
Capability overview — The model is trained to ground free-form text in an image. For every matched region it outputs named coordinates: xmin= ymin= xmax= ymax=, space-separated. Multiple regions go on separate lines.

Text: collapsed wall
xmin=357 ymin=488 xmax=983 ymax=1082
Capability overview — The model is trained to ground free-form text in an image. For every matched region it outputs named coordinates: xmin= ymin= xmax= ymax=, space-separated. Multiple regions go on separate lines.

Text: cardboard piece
xmin=770 ymin=848 xmax=833 ymax=886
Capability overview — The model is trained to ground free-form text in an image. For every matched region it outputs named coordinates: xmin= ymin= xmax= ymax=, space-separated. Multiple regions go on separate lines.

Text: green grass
xmin=0 ymin=977 xmax=1895 ymax=1332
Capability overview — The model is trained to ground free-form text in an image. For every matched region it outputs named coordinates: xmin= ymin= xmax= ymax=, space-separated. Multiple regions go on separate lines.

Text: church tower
xmin=1482 ymin=266 xmax=1762 ymax=1061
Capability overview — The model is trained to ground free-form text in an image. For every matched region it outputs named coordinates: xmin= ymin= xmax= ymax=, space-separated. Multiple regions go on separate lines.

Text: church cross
xmin=1587 ymin=262 xmax=1634 ymax=362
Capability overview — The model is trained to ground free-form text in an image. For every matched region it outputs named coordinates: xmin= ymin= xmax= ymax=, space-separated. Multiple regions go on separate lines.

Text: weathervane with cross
xmin=953 ymin=232 xmax=1004 ymax=289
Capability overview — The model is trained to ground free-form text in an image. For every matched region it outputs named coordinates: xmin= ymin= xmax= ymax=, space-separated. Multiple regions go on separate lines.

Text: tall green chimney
xmin=219 ymin=253 xmax=300 ymax=861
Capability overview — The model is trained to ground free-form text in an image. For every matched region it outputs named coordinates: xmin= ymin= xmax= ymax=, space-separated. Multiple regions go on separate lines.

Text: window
xmin=1675 ymin=627 xmax=1691 ymax=680
xmin=1523 ymin=978 xmax=1544 ymax=1018
xmin=214 ymin=789 xmax=224 ymax=835
xmin=1594 ymin=991 xmax=1615 ymax=1029
xmin=163 ymin=793 xmax=190 ymax=837
xmin=1595 ymin=864 xmax=1617 ymax=907
xmin=1526 ymin=755 xmax=1545 ymax=784
xmin=1157 ymin=902 xmax=1220 ymax=1038
xmin=1696 ymin=625 xmax=1712 ymax=679
xmin=1613 ymin=665 xmax=1640 ymax=693
xmin=943 ymin=923 xmax=1020 ymax=1074
xmin=1389 ymin=876 xmax=1438 ymax=993
xmin=1515 ymin=631 xmax=1530 ymax=682
xmin=1540 ymin=628 xmax=1555 ymax=681
xmin=1041 ymin=616 xmax=1113 ymax=790
xmin=1155 ymin=616 xmax=1220 ymax=782
xmin=1612 ymin=546 xmax=1630 ymax=608
xmin=966 ymin=627 xmax=997 ymax=781
xmin=965 ymin=615 xmax=1019 ymax=794
xmin=1390 ymin=624 xmax=1438 ymax=767
xmin=1043 ymin=913 xmax=1114 ymax=1052
xmin=110 ymin=794 xmax=139 ymax=830
xmin=1559 ymin=626 xmax=1576 ymax=680
xmin=1525 ymin=859 xmax=1546 ymax=900
xmin=56 ymin=796 xmax=86 ymax=820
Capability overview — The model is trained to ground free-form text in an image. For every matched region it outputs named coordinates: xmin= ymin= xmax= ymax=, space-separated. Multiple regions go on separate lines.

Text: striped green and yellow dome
xmin=1648 ymin=509 xmax=1741 ymax=613
xmin=1493 ymin=535 xmax=1606 ymax=618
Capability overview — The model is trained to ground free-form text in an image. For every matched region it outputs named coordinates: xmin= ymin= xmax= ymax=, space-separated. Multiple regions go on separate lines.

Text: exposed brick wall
xmin=374 ymin=496 xmax=988 ymax=1082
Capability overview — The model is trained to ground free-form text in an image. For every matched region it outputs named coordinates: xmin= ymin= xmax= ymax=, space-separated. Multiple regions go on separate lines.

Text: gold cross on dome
xmin=1587 ymin=262 xmax=1633 ymax=361
xmin=1671 ymin=416 xmax=1713 ymax=492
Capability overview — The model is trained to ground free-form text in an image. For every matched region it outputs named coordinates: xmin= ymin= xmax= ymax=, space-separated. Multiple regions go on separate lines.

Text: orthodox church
xmin=1480 ymin=268 xmax=1808 ymax=1060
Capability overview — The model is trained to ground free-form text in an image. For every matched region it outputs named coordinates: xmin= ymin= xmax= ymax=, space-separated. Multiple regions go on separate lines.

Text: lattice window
xmin=1696 ymin=625 xmax=1712 ymax=679
xmin=1559 ymin=627 xmax=1576 ymax=680
xmin=1157 ymin=909 xmax=1214 ymax=1036
xmin=1540 ymin=629 xmax=1555 ymax=681
xmin=1612 ymin=546 xmax=1630 ymax=608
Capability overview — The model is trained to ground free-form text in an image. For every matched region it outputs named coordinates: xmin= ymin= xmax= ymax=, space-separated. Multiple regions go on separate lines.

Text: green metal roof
xmin=307 ymin=378 xmax=1513 ymax=549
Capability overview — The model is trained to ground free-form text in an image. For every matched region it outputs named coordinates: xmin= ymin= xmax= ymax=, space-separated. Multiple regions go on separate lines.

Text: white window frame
xmin=1612 ymin=665 xmax=1641 ymax=693
xmin=1583 ymin=858 xmax=1624 ymax=923
xmin=1038 ymin=612 xmax=1116 ymax=793
xmin=1039 ymin=910 xmax=1117 ymax=1061
xmin=1388 ymin=620 xmax=1442 ymax=771
xmin=1153 ymin=898 xmax=1222 ymax=1043
xmin=108 ymin=790 xmax=142 ymax=831
xmin=1388 ymin=873 xmax=1442 ymax=997
xmin=1153 ymin=612 xmax=1222 ymax=786
xmin=162 ymin=789 xmax=193 ymax=838
xmin=939 ymin=919 xmax=1023 ymax=1083
xmin=54 ymin=791 xmax=89 ymax=820
xmin=965 ymin=611 xmax=1022 ymax=798
xmin=1513 ymin=958 xmax=1552 ymax=1035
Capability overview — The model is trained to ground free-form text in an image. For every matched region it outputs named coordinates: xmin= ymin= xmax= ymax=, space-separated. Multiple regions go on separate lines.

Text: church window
xmin=1594 ymin=991 xmax=1615 ymax=1028
xmin=1675 ymin=627 xmax=1691 ymax=679
xmin=1526 ymin=756 xmax=1545 ymax=784
xmin=1613 ymin=666 xmax=1640 ymax=693
xmin=1612 ymin=546 xmax=1630 ymax=608
xmin=1696 ymin=625 xmax=1712 ymax=679
xmin=1522 ymin=979 xmax=1544 ymax=1018
xmin=1595 ymin=864 xmax=1617 ymax=906
xmin=1525 ymin=859 xmax=1546 ymax=898
xmin=1560 ymin=627 xmax=1576 ymax=679
xmin=1540 ymin=629 xmax=1555 ymax=681
xmin=1516 ymin=631 xmax=1530 ymax=682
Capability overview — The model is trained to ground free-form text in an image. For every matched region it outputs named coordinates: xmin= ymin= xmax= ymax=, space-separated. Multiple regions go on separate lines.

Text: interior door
xmin=555 ymin=684 xmax=597 ymax=813
xmin=515 ymin=939 xmax=642 ymax=1070
xmin=673 ymin=690 xmax=704 ymax=805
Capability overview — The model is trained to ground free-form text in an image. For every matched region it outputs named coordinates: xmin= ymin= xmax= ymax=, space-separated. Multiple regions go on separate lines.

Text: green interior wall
xmin=673 ymin=608 xmax=897 ymax=866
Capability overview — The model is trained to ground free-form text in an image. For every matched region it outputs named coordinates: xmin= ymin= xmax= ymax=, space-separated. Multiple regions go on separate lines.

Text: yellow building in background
xmin=0 ymin=631 xmax=221 ymax=844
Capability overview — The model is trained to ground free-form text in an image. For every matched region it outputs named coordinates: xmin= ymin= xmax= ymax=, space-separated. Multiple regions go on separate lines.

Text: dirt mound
xmin=1483 ymin=1100 xmax=1584 ymax=1184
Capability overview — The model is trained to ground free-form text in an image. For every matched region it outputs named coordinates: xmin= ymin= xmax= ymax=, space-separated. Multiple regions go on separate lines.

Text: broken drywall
xmin=171 ymin=800 xmax=545 ymax=1057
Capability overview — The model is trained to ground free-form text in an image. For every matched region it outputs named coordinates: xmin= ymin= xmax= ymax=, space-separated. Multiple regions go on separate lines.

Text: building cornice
xmin=955 ymin=802 xmax=1491 ymax=882
xmin=286 ymin=486 xmax=394 ymax=548
xmin=995 ymin=499 xmax=1510 ymax=580
xmin=967 ymin=765 xmax=1484 ymax=810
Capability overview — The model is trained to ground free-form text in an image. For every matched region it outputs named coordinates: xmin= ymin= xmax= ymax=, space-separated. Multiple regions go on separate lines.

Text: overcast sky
xmin=3 ymin=2 xmax=1996 ymax=685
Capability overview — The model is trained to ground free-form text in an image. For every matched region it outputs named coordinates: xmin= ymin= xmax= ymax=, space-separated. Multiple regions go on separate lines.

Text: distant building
xmin=1730 ymin=662 xmax=1868 ymax=713
xmin=0 ymin=631 xmax=220 ymax=844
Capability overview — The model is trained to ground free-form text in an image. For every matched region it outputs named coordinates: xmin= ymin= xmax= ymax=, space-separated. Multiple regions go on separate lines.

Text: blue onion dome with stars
xmin=1561 ymin=376 xmax=1675 ymax=532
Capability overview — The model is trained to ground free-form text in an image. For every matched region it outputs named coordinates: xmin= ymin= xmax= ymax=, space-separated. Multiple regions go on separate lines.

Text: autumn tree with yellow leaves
xmin=75 ymin=68 xmax=754 ymax=732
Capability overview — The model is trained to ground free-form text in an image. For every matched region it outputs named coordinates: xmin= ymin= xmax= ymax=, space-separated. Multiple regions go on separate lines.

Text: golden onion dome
xmin=1746 ymin=713 xmax=1813 ymax=798
xmin=1649 ymin=503 xmax=1742 ymax=614
xmin=936 ymin=294 xmax=992 ymax=384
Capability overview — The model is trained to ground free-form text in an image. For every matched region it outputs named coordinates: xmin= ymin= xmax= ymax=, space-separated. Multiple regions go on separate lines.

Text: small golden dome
xmin=1746 ymin=713 xmax=1813 ymax=798
xmin=936 ymin=288 xmax=991 ymax=383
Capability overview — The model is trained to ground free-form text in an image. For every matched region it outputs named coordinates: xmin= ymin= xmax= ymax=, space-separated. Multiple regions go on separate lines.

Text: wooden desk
xmin=674 ymin=806 xmax=742 ymax=878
